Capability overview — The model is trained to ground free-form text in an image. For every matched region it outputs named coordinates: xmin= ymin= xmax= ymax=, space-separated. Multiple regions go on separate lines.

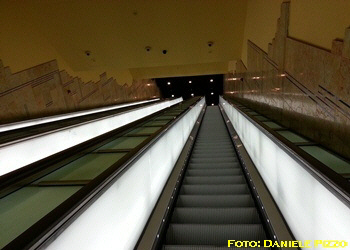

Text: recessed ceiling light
xmin=167 ymin=82 xmax=171 ymax=85
xmin=210 ymin=79 xmax=213 ymax=82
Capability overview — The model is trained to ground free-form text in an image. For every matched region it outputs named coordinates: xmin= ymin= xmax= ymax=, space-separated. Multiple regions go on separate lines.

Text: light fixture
xmin=147 ymin=83 xmax=151 ymax=86
xmin=191 ymin=93 xmax=194 ymax=96
xmin=189 ymin=80 xmax=192 ymax=83
xmin=211 ymin=92 xmax=214 ymax=95
xmin=171 ymin=94 xmax=174 ymax=97
xmin=211 ymin=103 xmax=214 ymax=106
xmin=210 ymin=79 xmax=213 ymax=82
xmin=167 ymin=82 xmax=171 ymax=85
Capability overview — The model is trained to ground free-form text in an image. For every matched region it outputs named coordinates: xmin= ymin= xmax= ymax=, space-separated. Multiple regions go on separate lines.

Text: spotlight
xmin=212 ymin=103 xmax=214 ymax=106
xmin=211 ymin=92 xmax=214 ymax=95
xmin=167 ymin=82 xmax=171 ymax=85
xmin=210 ymin=79 xmax=213 ymax=82
xmin=171 ymin=94 xmax=174 ymax=97
xmin=189 ymin=80 xmax=192 ymax=83
xmin=191 ymin=93 xmax=194 ymax=96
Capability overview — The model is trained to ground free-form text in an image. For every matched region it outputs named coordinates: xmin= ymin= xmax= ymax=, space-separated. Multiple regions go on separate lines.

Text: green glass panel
xmin=144 ymin=120 xmax=169 ymax=126
xmin=154 ymin=116 xmax=175 ymax=120
xmin=38 ymin=153 xmax=126 ymax=181
xmin=0 ymin=186 xmax=80 ymax=248
xmin=300 ymin=146 xmax=350 ymax=174
xmin=277 ymin=131 xmax=309 ymax=143
xmin=99 ymin=136 xmax=148 ymax=150
xmin=254 ymin=115 xmax=269 ymax=121
xmin=164 ymin=111 xmax=181 ymax=115
xmin=126 ymin=126 xmax=161 ymax=135
xmin=262 ymin=121 xmax=283 ymax=129
xmin=247 ymin=111 xmax=260 ymax=115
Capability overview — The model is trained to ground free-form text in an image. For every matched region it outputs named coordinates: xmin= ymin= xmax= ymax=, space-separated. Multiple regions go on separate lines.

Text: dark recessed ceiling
xmin=156 ymin=74 xmax=223 ymax=105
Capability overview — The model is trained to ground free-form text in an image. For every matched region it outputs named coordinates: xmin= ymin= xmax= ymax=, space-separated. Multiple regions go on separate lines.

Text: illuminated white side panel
xmin=0 ymin=98 xmax=182 ymax=176
xmin=46 ymin=98 xmax=205 ymax=250
xmin=220 ymin=97 xmax=350 ymax=248
xmin=0 ymin=99 xmax=159 ymax=133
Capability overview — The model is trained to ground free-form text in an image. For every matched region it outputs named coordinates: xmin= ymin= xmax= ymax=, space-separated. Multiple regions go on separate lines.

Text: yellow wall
xmin=289 ymin=0 xmax=350 ymax=50
xmin=241 ymin=0 xmax=284 ymax=66
xmin=0 ymin=0 xmax=246 ymax=84
xmin=0 ymin=2 xmax=73 ymax=76
xmin=241 ymin=0 xmax=350 ymax=66
xmin=0 ymin=1 xmax=134 ymax=85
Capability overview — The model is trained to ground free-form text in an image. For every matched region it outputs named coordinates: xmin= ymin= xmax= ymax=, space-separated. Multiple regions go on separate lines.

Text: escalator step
xmin=186 ymin=169 xmax=242 ymax=176
xmin=192 ymin=149 xmax=234 ymax=154
xmin=179 ymin=184 xmax=249 ymax=195
xmin=187 ymin=162 xmax=241 ymax=169
xmin=171 ymin=207 xmax=261 ymax=224
xmin=194 ymin=143 xmax=233 ymax=147
xmin=190 ymin=158 xmax=238 ymax=164
xmin=165 ymin=224 xmax=267 ymax=245
xmin=192 ymin=150 xmax=234 ymax=157
xmin=176 ymin=195 xmax=255 ymax=207
xmin=183 ymin=176 xmax=246 ymax=185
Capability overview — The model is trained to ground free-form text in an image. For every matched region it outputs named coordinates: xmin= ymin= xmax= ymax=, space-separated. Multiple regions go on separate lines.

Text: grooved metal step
xmin=186 ymin=169 xmax=242 ymax=176
xmin=179 ymin=184 xmax=249 ymax=195
xmin=187 ymin=162 xmax=241 ymax=169
xmin=183 ymin=176 xmax=246 ymax=185
xmin=171 ymin=207 xmax=261 ymax=224
xmin=166 ymin=224 xmax=267 ymax=245
xmin=190 ymin=158 xmax=238 ymax=163
xmin=171 ymin=207 xmax=260 ymax=224
xmin=176 ymin=195 xmax=255 ymax=207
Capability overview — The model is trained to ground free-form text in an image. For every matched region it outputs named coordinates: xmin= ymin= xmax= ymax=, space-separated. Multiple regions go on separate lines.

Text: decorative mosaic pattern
xmin=0 ymin=60 xmax=160 ymax=124
xmin=224 ymin=1 xmax=350 ymax=158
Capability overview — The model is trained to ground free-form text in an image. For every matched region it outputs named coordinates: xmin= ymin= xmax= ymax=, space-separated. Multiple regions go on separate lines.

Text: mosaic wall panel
xmin=224 ymin=1 xmax=350 ymax=158
xmin=0 ymin=59 xmax=160 ymax=124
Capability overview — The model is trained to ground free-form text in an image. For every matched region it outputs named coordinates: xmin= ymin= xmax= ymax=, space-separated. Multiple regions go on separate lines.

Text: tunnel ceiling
xmin=4 ymin=0 xmax=247 ymax=78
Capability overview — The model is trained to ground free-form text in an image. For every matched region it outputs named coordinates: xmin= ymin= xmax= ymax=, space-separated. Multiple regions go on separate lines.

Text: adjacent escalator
xmin=0 ymin=98 xmax=199 ymax=249
xmin=162 ymin=106 xmax=270 ymax=249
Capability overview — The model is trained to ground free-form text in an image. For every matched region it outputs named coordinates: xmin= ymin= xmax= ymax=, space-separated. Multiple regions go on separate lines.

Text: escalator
xmin=0 ymin=98 xmax=199 ymax=249
xmin=162 ymin=106 xmax=270 ymax=249
xmin=0 ymin=99 xmax=161 ymax=145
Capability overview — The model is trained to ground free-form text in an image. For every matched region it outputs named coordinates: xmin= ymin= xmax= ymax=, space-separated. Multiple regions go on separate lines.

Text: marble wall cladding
xmin=224 ymin=1 xmax=350 ymax=158
xmin=0 ymin=59 xmax=160 ymax=124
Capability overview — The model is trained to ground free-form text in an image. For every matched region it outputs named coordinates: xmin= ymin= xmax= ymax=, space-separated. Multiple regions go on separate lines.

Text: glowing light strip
xmin=220 ymin=96 xmax=350 ymax=246
xmin=46 ymin=98 xmax=205 ymax=250
xmin=0 ymin=99 xmax=160 ymax=133
xmin=0 ymin=98 xmax=182 ymax=176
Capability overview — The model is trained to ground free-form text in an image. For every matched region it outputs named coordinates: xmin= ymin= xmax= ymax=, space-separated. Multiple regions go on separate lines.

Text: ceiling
xmin=2 ymin=0 xmax=247 ymax=79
